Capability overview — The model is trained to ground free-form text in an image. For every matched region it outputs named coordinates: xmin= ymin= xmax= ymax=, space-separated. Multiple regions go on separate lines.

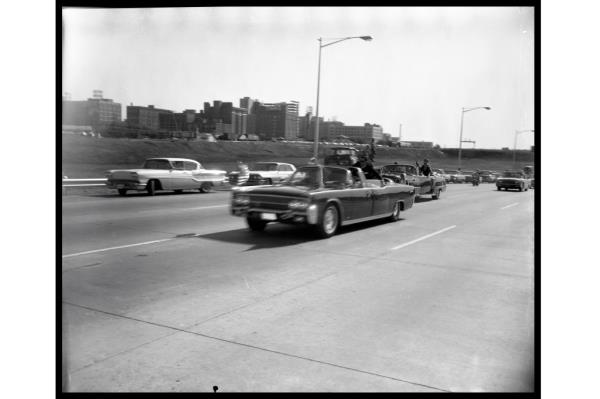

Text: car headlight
xmin=288 ymin=200 xmax=309 ymax=210
xmin=233 ymin=195 xmax=250 ymax=205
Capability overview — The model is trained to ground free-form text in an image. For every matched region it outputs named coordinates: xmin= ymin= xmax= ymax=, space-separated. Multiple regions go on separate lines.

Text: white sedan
xmin=105 ymin=157 xmax=227 ymax=196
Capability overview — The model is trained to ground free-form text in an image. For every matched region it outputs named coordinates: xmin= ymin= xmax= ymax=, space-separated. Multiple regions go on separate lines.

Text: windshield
xmin=502 ymin=171 xmax=523 ymax=178
xmin=331 ymin=149 xmax=355 ymax=155
xmin=381 ymin=165 xmax=417 ymax=175
xmin=142 ymin=159 xmax=172 ymax=169
xmin=254 ymin=163 xmax=278 ymax=171
xmin=284 ymin=167 xmax=321 ymax=189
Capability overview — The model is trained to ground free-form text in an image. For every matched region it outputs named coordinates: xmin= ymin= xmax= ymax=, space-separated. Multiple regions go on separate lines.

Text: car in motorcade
xmin=105 ymin=157 xmax=227 ymax=196
xmin=462 ymin=170 xmax=476 ymax=183
xmin=478 ymin=170 xmax=496 ymax=183
xmin=523 ymin=165 xmax=535 ymax=188
xmin=495 ymin=170 xmax=532 ymax=191
xmin=446 ymin=169 xmax=466 ymax=183
xmin=230 ymin=164 xmax=416 ymax=238
xmin=227 ymin=162 xmax=297 ymax=186
xmin=323 ymin=146 xmax=360 ymax=167
xmin=379 ymin=163 xmax=446 ymax=199
xmin=432 ymin=168 xmax=451 ymax=183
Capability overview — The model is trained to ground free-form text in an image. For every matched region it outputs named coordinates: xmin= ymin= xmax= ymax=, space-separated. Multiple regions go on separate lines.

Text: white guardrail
xmin=62 ymin=178 xmax=107 ymax=187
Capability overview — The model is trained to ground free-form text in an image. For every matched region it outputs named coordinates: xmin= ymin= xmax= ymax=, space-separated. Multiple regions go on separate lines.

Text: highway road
xmin=61 ymin=183 xmax=535 ymax=392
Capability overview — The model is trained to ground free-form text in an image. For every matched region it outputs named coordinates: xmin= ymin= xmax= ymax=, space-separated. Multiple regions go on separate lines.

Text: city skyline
xmin=62 ymin=6 xmax=535 ymax=149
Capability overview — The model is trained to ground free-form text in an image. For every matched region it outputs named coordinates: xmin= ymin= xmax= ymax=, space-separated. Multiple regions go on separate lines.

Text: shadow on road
xmin=196 ymin=217 xmax=406 ymax=251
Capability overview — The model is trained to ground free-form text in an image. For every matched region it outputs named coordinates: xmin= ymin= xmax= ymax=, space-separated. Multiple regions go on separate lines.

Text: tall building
xmin=126 ymin=104 xmax=173 ymax=130
xmin=253 ymin=100 xmax=300 ymax=140
xmin=62 ymin=91 xmax=122 ymax=128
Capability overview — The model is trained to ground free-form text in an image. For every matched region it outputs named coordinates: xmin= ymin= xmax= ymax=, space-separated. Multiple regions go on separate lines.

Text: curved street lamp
xmin=312 ymin=36 xmax=373 ymax=160
xmin=513 ymin=129 xmax=534 ymax=166
xmin=457 ymin=106 xmax=491 ymax=169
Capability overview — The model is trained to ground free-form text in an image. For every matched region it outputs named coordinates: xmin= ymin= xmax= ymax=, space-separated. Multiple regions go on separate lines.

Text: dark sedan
xmin=231 ymin=164 xmax=416 ymax=238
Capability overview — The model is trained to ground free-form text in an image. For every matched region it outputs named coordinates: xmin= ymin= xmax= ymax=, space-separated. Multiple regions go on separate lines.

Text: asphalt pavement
xmin=61 ymin=183 xmax=535 ymax=392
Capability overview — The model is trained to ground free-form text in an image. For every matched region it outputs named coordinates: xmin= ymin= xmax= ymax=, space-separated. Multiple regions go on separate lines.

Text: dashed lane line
xmin=391 ymin=225 xmax=457 ymax=250
xmin=62 ymin=238 xmax=173 ymax=258
xmin=500 ymin=202 xmax=519 ymax=210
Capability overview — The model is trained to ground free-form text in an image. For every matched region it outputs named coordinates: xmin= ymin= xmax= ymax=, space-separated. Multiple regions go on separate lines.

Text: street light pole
xmin=513 ymin=129 xmax=534 ymax=166
xmin=457 ymin=106 xmax=491 ymax=169
xmin=312 ymin=35 xmax=372 ymax=160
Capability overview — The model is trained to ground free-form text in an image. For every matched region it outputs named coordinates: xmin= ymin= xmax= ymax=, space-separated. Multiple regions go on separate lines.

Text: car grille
xmin=248 ymin=194 xmax=295 ymax=211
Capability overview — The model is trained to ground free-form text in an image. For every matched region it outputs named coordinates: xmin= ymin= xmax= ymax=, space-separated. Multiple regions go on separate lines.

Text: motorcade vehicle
xmin=478 ymin=170 xmax=496 ymax=183
xmin=432 ymin=168 xmax=451 ymax=183
xmin=379 ymin=163 xmax=446 ymax=199
xmin=323 ymin=146 xmax=360 ymax=167
xmin=231 ymin=164 xmax=416 ymax=238
xmin=228 ymin=162 xmax=296 ymax=186
xmin=462 ymin=171 xmax=475 ymax=183
xmin=105 ymin=157 xmax=227 ymax=196
xmin=446 ymin=170 xmax=467 ymax=183
xmin=495 ymin=170 xmax=532 ymax=191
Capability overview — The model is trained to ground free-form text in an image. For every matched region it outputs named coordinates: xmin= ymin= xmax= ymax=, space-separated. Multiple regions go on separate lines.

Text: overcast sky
xmin=62 ymin=6 xmax=534 ymax=149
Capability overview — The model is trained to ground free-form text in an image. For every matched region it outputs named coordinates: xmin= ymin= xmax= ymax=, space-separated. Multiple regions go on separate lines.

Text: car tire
xmin=315 ymin=203 xmax=339 ymax=238
xmin=147 ymin=180 xmax=156 ymax=196
xmin=389 ymin=201 xmax=401 ymax=221
xmin=519 ymin=184 xmax=523 ymax=192
xmin=118 ymin=188 xmax=127 ymax=196
xmin=199 ymin=182 xmax=212 ymax=193
xmin=497 ymin=187 xmax=501 ymax=191
xmin=174 ymin=189 xmax=183 ymax=194
xmin=246 ymin=216 xmax=267 ymax=232
xmin=265 ymin=178 xmax=272 ymax=185
xmin=432 ymin=189 xmax=440 ymax=200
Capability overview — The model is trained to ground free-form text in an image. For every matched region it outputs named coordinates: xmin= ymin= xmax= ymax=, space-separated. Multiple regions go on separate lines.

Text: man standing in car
xmin=417 ymin=158 xmax=432 ymax=176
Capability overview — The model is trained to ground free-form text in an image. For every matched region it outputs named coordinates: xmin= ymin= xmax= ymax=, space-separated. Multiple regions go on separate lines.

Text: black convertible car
xmin=231 ymin=164 xmax=416 ymax=238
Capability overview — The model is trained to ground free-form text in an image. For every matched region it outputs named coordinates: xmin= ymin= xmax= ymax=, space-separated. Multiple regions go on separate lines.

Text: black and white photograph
xmin=59 ymin=5 xmax=538 ymax=393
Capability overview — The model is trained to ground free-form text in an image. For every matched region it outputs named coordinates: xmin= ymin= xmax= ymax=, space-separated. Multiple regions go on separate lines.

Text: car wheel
xmin=174 ymin=189 xmax=183 ymax=194
xmin=147 ymin=180 xmax=156 ymax=196
xmin=315 ymin=203 xmax=339 ymax=238
xmin=389 ymin=201 xmax=401 ymax=221
xmin=265 ymin=178 xmax=273 ymax=185
xmin=519 ymin=184 xmax=523 ymax=192
xmin=246 ymin=216 xmax=267 ymax=232
xmin=118 ymin=188 xmax=127 ymax=196
xmin=199 ymin=182 xmax=212 ymax=193
xmin=497 ymin=187 xmax=501 ymax=191
xmin=432 ymin=189 xmax=440 ymax=200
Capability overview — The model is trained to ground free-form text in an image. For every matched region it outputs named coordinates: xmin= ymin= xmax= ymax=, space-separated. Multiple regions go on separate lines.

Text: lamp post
xmin=457 ymin=106 xmax=491 ymax=169
xmin=513 ymin=129 xmax=534 ymax=166
xmin=312 ymin=35 xmax=373 ymax=160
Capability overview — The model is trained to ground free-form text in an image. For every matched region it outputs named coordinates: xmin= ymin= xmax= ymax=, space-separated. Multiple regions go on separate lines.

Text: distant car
xmin=432 ymin=168 xmax=451 ymax=183
xmin=478 ymin=170 xmax=496 ymax=183
xmin=228 ymin=162 xmax=297 ymax=186
xmin=446 ymin=170 xmax=466 ymax=183
xmin=323 ymin=146 xmax=360 ymax=167
xmin=105 ymin=157 xmax=227 ymax=196
xmin=496 ymin=170 xmax=532 ymax=191
xmin=462 ymin=170 xmax=475 ymax=183
xmin=379 ymin=163 xmax=446 ymax=199
xmin=231 ymin=164 xmax=416 ymax=238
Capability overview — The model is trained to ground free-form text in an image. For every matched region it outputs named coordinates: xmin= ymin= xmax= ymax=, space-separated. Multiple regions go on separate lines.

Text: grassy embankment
xmin=62 ymin=135 xmax=535 ymax=178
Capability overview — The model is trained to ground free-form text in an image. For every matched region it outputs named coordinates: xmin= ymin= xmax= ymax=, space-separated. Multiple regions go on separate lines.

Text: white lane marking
xmin=62 ymin=238 xmax=173 ymax=258
xmin=391 ymin=225 xmax=457 ymax=250
xmin=501 ymin=202 xmax=519 ymax=210
xmin=184 ymin=204 xmax=229 ymax=211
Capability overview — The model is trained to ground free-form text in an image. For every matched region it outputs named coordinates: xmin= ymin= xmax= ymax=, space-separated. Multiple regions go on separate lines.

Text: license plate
xmin=260 ymin=213 xmax=277 ymax=221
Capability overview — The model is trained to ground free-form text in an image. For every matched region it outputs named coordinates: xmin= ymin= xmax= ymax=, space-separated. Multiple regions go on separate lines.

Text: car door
xmin=169 ymin=160 xmax=189 ymax=189
xmin=184 ymin=161 xmax=200 ymax=189
xmin=325 ymin=167 xmax=371 ymax=222
xmin=369 ymin=180 xmax=391 ymax=215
